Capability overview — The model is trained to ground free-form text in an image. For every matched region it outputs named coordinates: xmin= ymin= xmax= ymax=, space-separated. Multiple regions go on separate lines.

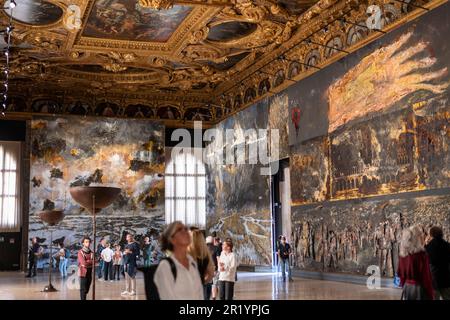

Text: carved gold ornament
xmin=1 ymin=0 xmax=442 ymax=126
xmin=138 ymin=0 xmax=174 ymax=10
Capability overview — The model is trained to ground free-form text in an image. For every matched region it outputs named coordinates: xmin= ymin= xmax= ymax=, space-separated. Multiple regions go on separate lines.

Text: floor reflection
xmin=0 ymin=271 xmax=400 ymax=300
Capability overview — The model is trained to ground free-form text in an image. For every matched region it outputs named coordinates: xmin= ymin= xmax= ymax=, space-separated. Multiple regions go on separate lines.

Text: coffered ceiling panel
xmin=0 ymin=0 xmax=440 ymax=127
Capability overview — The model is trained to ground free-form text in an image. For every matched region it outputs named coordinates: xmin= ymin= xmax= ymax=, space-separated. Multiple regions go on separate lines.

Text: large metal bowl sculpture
xmin=69 ymin=186 xmax=121 ymax=300
xmin=38 ymin=210 xmax=64 ymax=293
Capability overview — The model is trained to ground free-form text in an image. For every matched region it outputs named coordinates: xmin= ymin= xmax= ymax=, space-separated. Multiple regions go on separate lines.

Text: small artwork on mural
xmin=330 ymin=108 xmax=423 ymax=200
xmin=82 ymin=1 xmax=192 ymax=42
xmin=290 ymin=137 xmax=329 ymax=205
xmin=268 ymin=93 xmax=289 ymax=160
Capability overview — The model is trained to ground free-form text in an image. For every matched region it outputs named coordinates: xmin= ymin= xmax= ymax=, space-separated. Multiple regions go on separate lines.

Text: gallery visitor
xmin=218 ymin=238 xmax=237 ymax=300
xmin=77 ymin=236 xmax=94 ymax=300
xmin=101 ymin=242 xmax=114 ymax=282
xmin=188 ymin=229 xmax=215 ymax=300
xmin=122 ymin=233 xmax=140 ymax=296
xmin=154 ymin=221 xmax=204 ymax=299
xmin=425 ymin=226 xmax=450 ymax=300
xmin=278 ymin=236 xmax=294 ymax=282
xmin=397 ymin=225 xmax=434 ymax=300
xmin=26 ymin=237 xmax=42 ymax=278
xmin=112 ymin=244 xmax=123 ymax=281
xmin=211 ymin=236 xmax=222 ymax=300
xmin=96 ymin=238 xmax=106 ymax=280
xmin=205 ymin=236 xmax=216 ymax=300
xmin=143 ymin=236 xmax=154 ymax=268
xmin=58 ymin=243 xmax=70 ymax=279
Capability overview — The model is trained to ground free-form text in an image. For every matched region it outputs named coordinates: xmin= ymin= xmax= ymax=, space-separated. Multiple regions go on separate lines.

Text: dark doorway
xmin=270 ymin=158 xmax=289 ymax=268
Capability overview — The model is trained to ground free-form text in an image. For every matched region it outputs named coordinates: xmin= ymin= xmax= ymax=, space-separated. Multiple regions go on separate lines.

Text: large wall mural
xmin=206 ymin=101 xmax=272 ymax=266
xmin=29 ymin=116 xmax=165 ymax=265
xmin=206 ymin=2 xmax=450 ymax=273
xmin=288 ymin=2 xmax=450 ymax=276
xmin=291 ymin=193 xmax=450 ymax=276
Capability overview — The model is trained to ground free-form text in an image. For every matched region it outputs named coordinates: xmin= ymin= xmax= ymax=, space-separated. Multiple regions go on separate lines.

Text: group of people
xmin=29 ymin=222 xmax=450 ymax=301
xmin=76 ymin=221 xmax=237 ymax=300
xmin=154 ymin=221 xmax=237 ymax=300
xmin=77 ymin=233 xmax=152 ymax=300
xmin=95 ymin=235 xmax=161 ymax=283
xmin=398 ymin=225 xmax=450 ymax=300
xmin=25 ymin=238 xmax=69 ymax=279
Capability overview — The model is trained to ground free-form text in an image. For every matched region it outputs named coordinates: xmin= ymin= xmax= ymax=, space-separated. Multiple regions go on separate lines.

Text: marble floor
xmin=0 ymin=271 xmax=401 ymax=300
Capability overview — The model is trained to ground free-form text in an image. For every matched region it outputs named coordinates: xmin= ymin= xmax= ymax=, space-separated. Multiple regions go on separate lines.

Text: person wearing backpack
xmin=153 ymin=221 xmax=204 ymax=300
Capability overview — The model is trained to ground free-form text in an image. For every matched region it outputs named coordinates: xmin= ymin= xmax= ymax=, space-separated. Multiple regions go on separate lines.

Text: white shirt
xmin=101 ymin=247 xmax=114 ymax=263
xmin=154 ymin=254 xmax=204 ymax=300
xmin=218 ymin=251 xmax=237 ymax=282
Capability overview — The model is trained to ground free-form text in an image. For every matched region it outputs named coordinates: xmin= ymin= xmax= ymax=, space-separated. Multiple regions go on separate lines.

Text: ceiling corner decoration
xmin=1 ymin=0 xmax=445 ymax=126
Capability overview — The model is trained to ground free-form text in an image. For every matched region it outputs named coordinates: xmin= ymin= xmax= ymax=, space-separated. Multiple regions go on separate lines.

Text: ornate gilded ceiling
xmin=0 ymin=0 xmax=443 ymax=126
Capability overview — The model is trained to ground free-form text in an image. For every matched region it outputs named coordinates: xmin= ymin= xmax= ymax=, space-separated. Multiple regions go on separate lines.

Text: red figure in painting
xmin=291 ymin=106 xmax=301 ymax=136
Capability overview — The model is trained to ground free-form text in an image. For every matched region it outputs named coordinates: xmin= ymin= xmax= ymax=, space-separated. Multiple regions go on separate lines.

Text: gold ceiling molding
xmin=1 ymin=0 xmax=445 ymax=126
xmin=215 ymin=0 xmax=442 ymax=120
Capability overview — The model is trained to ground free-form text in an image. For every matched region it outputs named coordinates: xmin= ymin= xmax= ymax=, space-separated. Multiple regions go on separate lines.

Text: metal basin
xmin=38 ymin=210 xmax=64 ymax=226
xmin=69 ymin=186 xmax=121 ymax=213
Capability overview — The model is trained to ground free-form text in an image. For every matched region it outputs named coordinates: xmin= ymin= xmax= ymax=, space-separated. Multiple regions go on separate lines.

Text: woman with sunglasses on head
xmin=154 ymin=221 xmax=204 ymax=299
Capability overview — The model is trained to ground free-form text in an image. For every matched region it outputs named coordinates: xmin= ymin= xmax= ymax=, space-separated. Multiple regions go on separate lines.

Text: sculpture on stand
xmin=38 ymin=209 xmax=65 ymax=292
xmin=69 ymin=186 xmax=121 ymax=300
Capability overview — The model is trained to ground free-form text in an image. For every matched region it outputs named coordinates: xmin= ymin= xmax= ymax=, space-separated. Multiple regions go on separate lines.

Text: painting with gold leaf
xmin=82 ymin=1 xmax=192 ymax=42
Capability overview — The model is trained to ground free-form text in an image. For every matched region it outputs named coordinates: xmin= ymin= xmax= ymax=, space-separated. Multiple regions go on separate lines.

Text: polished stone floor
xmin=0 ymin=271 xmax=401 ymax=300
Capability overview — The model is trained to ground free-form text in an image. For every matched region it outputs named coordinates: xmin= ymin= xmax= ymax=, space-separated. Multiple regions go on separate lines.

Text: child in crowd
xmin=113 ymin=244 xmax=123 ymax=281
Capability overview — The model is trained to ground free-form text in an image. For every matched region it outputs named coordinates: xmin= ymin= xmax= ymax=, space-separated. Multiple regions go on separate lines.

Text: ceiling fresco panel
xmin=82 ymin=1 xmax=193 ymax=42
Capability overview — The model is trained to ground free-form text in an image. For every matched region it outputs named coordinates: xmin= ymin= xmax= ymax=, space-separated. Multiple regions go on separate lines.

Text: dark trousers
xmin=27 ymin=257 xmax=37 ymax=276
xmin=113 ymin=264 xmax=121 ymax=280
xmin=97 ymin=260 xmax=103 ymax=278
xmin=80 ymin=269 xmax=92 ymax=300
xmin=204 ymin=283 xmax=212 ymax=300
xmin=219 ymin=281 xmax=234 ymax=300
xmin=103 ymin=261 xmax=112 ymax=280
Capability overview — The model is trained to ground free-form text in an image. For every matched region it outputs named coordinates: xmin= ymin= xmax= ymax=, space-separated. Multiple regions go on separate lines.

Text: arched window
xmin=165 ymin=149 xmax=206 ymax=228
xmin=0 ymin=141 xmax=21 ymax=232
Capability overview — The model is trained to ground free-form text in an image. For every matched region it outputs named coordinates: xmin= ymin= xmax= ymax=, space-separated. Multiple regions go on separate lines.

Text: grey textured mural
xmin=29 ymin=116 xmax=165 ymax=266
xmin=291 ymin=192 xmax=450 ymax=277
xmin=206 ymin=101 xmax=272 ymax=266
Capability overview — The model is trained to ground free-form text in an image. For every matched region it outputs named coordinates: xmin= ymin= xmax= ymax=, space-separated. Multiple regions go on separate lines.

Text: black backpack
xmin=139 ymin=257 xmax=177 ymax=300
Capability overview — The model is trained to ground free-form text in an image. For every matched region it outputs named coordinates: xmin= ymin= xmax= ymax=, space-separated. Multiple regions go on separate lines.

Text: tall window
xmin=165 ymin=149 xmax=206 ymax=228
xmin=0 ymin=141 xmax=21 ymax=232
